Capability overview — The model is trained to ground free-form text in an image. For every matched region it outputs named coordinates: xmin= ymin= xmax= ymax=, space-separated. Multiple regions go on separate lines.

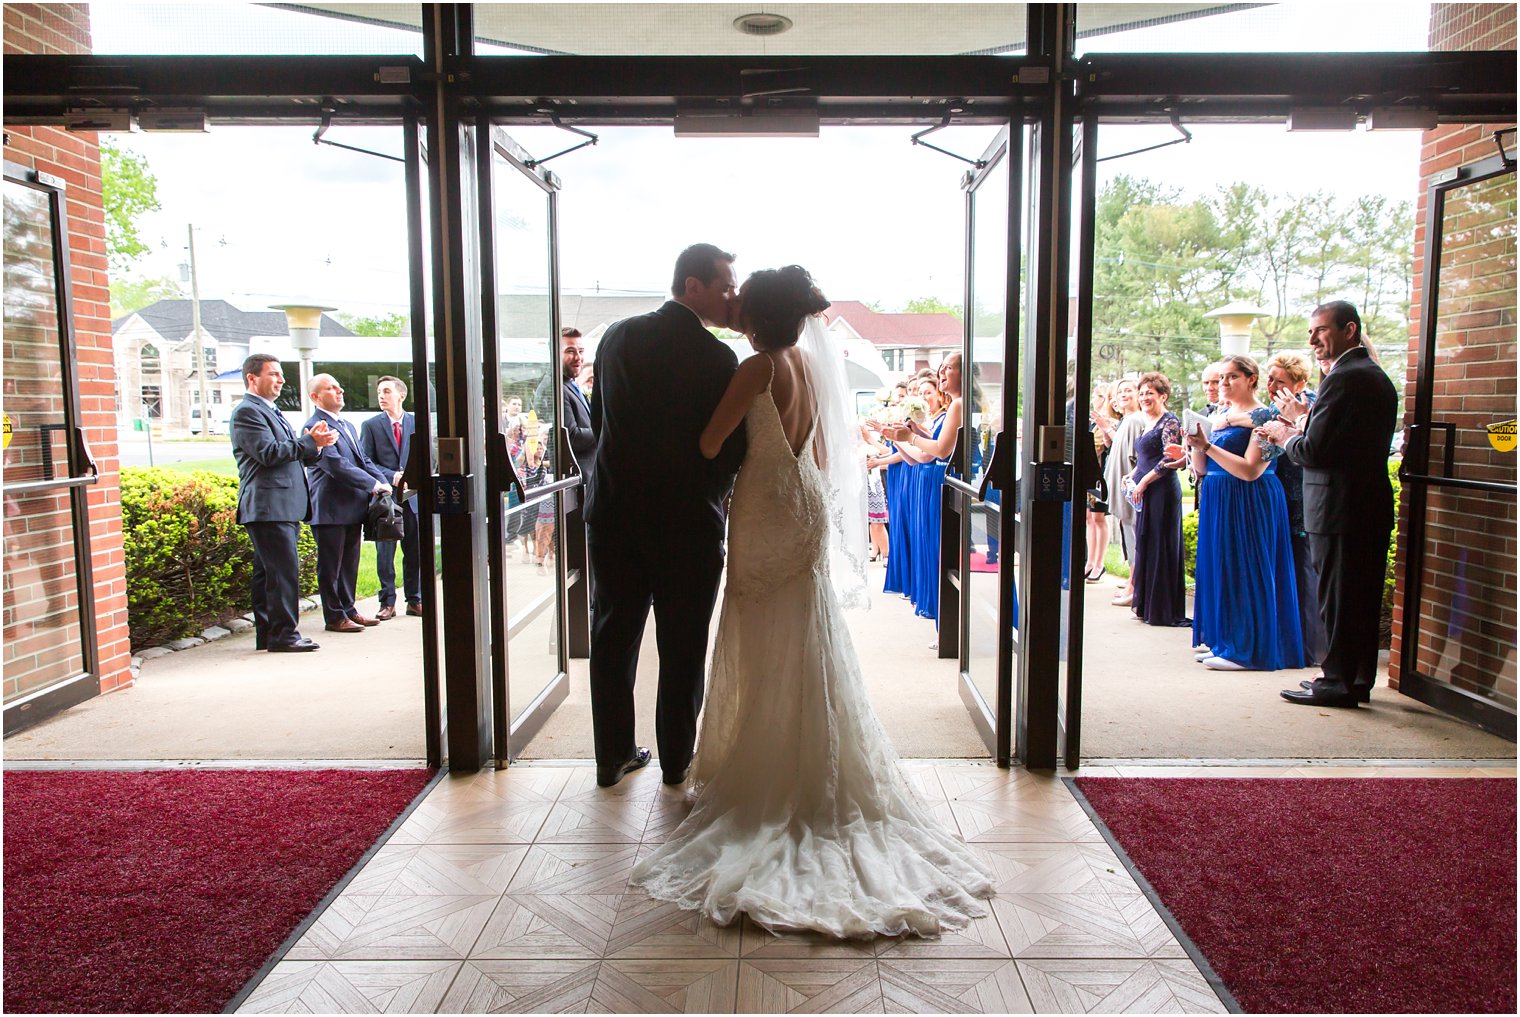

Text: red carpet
xmin=969 ymin=551 xmax=999 ymax=573
xmin=3 ymin=768 xmax=433 ymax=1014
xmin=1074 ymin=777 xmax=1517 ymax=1014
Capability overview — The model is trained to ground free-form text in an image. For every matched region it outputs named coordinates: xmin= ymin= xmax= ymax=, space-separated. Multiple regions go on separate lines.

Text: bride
xmin=629 ymin=266 xmax=995 ymax=938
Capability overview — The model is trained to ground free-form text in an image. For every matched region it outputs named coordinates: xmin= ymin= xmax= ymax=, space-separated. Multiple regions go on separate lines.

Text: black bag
xmin=365 ymin=491 xmax=405 ymax=542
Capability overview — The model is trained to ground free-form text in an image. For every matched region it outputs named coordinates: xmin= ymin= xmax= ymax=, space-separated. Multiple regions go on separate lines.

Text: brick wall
xmin=1389 ymin=1 xmax=1517 ymax=705
xmin=3 ymin=4 xmax=134 ymax=705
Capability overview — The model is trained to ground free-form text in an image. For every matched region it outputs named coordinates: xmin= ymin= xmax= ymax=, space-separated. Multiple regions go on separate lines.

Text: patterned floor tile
xmin=536 ymin=796 xmax=651 ymax=844
xmin=878 ymin=958 xmax=1033 ymax=1013
xmin=471 ymin=894 xmax=621 ymax=958
xmin=593 ymin=959 xmax=740 ymax=1012
xmin=937 ymin=765 xmax=1074 ymax=804
xmin=991 ymin=892 xmax=1164 ymax=959
xmin=949 ymin=797 xmax=1107 ymax=843
xmin=972 ymin=842 xmax=1139 ymax=897
xmin=387 ymin=797 xmax=552 ymax=846
xmin=873 ymin=906 xmax=1009 ymax=960
xmin=424 ymin=766 xmax=570 ymax=806
xmin=738 ymin=917 xmax=878 ymax=959
xmin=236 ymin=960 xmax=461 ymax=1013
xmin=641 ymin=789 xmax=696 ymax=844
xmin=1016 ymin=958 xmax=1227 ymax=1013
xmin=898 ymin=762 xmax=948 ymax=802
xmin=736 ymin=958 xmax=883 ymax=1013
xmin=345 ymin=844 xmax=529 ymax=897
xmin=505 ymin=843 xmax=641 ymax=895
xmin=1109 ymin=893 xmax=1188 ymax=958
xmin=440 ymin=959 xmax=600 ymax=1013
xmin=292 ymin=894 xmax=499 ymax=959
xmin=560 ymin=765 xmax=663 ymax=803
xmin=605 ymin=892 xmax=743 ymax=958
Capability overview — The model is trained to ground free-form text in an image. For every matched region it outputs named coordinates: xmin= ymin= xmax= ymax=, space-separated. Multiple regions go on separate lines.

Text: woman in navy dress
xmin=1186 ymin=355 xmax=1304 ymax=671
xmin=1126 ymin=372 xmax=1188 ymax=627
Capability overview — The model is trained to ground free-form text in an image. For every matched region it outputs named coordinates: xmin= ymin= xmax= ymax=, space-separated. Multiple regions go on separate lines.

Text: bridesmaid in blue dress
xmin=882 ymin=445 xmax=912 ymax=597
xmin=1127 ymin=372 xmax=1188 ymax=627
xmin=889 ymin=359 xmax=962 ymax=626
xmin=1186 ymin=355 xmax=1304 ymax=671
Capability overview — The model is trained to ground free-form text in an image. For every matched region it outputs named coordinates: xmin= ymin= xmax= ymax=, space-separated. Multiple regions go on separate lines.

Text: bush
xmin=1182 ymin=509 xmax=1198 ymax=578
xmin=122 ymin=468 xmax=317 ymax=651
xmin=1382 ymin=459 xmax=1401 ymax=647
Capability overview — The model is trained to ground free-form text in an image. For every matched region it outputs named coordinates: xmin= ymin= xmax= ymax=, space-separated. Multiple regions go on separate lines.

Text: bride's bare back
xmin=764 ymin=347 xmax=816 ymax=457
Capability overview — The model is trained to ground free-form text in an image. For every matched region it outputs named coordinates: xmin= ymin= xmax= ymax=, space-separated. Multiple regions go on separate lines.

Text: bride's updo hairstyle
xmin=744 ymin=265 xmax=831 ymax=352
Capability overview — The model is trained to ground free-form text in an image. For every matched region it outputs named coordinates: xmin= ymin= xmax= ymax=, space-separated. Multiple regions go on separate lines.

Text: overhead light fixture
xmin=674 ymin=111 xmax=819 ymax=138
xmin=1287 ymin=107 xmax=1358 ymax=131
xmin=733 ymin=12 xmax=794 ymax=37
xmin=65 ymin=108 xmax=134 ymax=132
xmin=1366 ymin=107 xmax=1438 ymax=131
xmin=138 ymin=108 xmax=208 ymax=132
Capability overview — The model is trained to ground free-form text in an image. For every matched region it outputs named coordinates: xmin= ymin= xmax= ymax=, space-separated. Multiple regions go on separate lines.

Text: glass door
xmin=946 ymin=126 xmax=1020 ymax=766
xmin=2 ymin=161 xmax=101 ymax=732
xmin=1399 ymin=152 xmax=1517 ymax=740
xmin=480 ymin=124 xmax=579 ymax=762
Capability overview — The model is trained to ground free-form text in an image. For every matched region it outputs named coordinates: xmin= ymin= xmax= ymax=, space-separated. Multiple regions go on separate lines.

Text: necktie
xmin=394 ymin=420 xmax=403 ymax=449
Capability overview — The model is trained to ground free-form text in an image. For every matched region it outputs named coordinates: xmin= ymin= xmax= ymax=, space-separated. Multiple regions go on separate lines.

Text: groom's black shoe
xmin=1300 ymin=679 xmax=1371 ymax=703
xmin=596 ymin=747 xmax=651 ymax=788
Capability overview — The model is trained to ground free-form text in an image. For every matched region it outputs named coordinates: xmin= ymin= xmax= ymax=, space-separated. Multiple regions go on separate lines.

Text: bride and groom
xmin=584 ymin=243 xmax=993 ymax=937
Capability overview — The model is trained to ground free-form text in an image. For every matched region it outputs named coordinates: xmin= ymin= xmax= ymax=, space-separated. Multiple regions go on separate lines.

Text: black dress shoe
xmin=596 ymin=747 xmax=651 ymax=788
xmin=1300 ymin=679 xmax=1371 ymax=703
xmin=268 ymin=638 xmax=320 ymax=653
xmin=1281 ymin=686 xmax=1358 ymax=708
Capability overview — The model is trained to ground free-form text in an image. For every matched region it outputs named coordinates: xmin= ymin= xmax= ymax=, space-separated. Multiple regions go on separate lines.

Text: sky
xmin=101 ymin=1 xmax=1437 ymax=319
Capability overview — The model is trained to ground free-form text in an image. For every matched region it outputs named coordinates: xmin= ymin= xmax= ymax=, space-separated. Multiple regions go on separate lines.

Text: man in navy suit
xmin=537 ymin=326 xmax=597 ymax=488
xmin=230 ymin=353 xmax=336 ymax=653
xmin=305 ymin=373 xmax=394 ymax=633
xmin=359 ymin=375 xmax=421 ymax=620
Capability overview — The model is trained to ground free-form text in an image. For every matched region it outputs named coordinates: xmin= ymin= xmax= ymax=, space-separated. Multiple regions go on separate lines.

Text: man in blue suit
xmin=359 ymin=375 xmax=421 ymax=620
xmin=230 ymin=353 xmax=336 ymax=653
xmin=305 ymin=373 xmax=394 ymax=633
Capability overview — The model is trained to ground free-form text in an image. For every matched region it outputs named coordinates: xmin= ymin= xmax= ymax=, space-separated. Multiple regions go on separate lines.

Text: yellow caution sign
xmin=1487 ymin=419 xmax=1517 ymax=453
xmin=1 ymin=413 xmax=11 ymax=450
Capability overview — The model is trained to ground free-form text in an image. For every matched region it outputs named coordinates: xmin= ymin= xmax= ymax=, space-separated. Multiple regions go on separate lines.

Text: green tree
xmin=336 ymin=311 xmax=408 ymax=337
xmin=100 ymin=140 xmax=161 ymax=270
xmin=110 ymin=274 xmax=182 ymax=319
xmin=901 ymin=296 xmax=962 ymax=318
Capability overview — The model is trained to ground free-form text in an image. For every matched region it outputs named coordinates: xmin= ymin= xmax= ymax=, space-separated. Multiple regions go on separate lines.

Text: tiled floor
xmin=237 ymin=760 xmax=1514 ymax=1014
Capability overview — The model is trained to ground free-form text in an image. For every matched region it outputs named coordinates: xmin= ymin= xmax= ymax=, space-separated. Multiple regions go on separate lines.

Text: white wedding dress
xmin=629 ymin=376 xmax=995 ymax=938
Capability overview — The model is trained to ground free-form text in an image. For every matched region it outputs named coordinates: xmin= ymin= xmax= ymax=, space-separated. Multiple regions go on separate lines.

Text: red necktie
xmin=393 ymin=420 xmax=402 ymax=448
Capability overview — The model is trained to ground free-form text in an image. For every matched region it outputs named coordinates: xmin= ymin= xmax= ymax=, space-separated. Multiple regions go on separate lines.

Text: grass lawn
xmin=162 ymin=457 xmax=239 ymax=477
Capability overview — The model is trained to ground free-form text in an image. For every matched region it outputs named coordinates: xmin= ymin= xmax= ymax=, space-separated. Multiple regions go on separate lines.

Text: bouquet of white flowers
xmin=898 ymin=396 xmax=928 ymax=424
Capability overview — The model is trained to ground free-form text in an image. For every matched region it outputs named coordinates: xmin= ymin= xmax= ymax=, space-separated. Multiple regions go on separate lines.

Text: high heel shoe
xmin=1085 ymin=565 xmax=1107 ymax=583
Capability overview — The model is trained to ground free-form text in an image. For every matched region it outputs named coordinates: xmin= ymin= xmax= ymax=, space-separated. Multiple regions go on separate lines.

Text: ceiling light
xmin=1288 ymin=108 xmax=1358 ymax=131
xmin=733 ymin=12 xmax=794 ymax=37
xmin=1366 ymin=108 xmax=1438 ymax=131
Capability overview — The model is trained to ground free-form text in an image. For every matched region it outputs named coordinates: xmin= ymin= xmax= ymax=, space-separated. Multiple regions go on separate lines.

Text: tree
xmin=110 ymin=274 xmax=183 ymax=319
xmin=901 ymin=296 xmax=962 ymax=318
xmin=335 ymin=311 xmax=408 ymax=337
xmin=100 ymin=140 xmax=161 ymax=270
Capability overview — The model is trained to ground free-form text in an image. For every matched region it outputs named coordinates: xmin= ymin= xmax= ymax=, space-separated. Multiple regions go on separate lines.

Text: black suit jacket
xmin=1284 ymin=346 xmax=1398 ymax=535
xmin=305 ymin=409 xmax=393 ymax=527
xmin=586 ymin=301 xmax=745 ymax=539
xmin=230 ymin=394 xmax=320 ymax=524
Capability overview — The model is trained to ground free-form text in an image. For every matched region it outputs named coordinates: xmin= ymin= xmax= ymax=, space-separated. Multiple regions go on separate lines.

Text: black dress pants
xmin=1311 ymin=525 xmax=1391 ymax=691
xmin=588 ymin=524 xmax=724 ymax=776
xmin=245 ymin=520 xmax=304 ymax=648
xmin=312 ymin=522 xmax=364 ymax=623
xmin=375 ymin=505 xmax=421 ymax=607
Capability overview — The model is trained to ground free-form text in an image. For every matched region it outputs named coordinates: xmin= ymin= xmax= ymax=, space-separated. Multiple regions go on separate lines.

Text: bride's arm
xmin=700 ymin=355 xmax=772 ymax=460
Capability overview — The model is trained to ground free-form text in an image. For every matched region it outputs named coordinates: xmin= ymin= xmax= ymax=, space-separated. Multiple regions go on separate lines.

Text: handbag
xmin=364 ymin=490 xmax=405 ymax=542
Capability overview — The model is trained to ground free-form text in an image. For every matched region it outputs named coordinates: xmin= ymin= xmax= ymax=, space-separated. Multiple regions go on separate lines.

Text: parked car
xmin=190 ymin=407 xmax=228 ymax=436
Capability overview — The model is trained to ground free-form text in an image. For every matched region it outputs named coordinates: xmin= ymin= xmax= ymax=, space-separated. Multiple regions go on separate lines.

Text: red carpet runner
xmin=3 ymin=768 xmax=433 ymax=1014
xmin=1074 ymin=776 xmax=1517 ymax=1014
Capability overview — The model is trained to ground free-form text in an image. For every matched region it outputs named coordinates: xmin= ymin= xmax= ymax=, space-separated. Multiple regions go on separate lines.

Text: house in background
xmin=824 ymin=301 xmax=963 ymax=377
xmin=111 ymin=299 xmax=353 ymax=434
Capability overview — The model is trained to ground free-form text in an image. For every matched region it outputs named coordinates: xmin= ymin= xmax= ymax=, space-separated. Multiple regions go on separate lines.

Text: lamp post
xmin=1203 ymin=301 xmax=1269 ymax=357
xmin=269 ymin=303 xmax=336 ymax=419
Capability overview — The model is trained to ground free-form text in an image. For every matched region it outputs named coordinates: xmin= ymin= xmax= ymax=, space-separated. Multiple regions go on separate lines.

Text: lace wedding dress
xmin=629 ymin=379 xmax=996 ymax=938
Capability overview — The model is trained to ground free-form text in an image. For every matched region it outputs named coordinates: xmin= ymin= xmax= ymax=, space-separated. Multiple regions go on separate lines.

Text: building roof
xmin=825 ymin=301 xmax=963 ymax=348
xmin=112 ymin=299 xmax=355 ymax=342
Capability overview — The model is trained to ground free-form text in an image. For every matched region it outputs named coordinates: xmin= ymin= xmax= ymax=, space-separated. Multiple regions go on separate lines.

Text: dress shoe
xmin=406 ymin=602 xmax=423 ymax=617
xmin=1111 ymin=594 xmax=1133 ymax=607
xmin=1086 ymin=565 xmax=1107 ymax=583
xmin=268 ymin=638 xmax=320 ymax=653
xmin=325 ymin=618 xmax=365 ymax=633
xmin=597 ymin=748 xmax=651 ymax=788
xmin=375 ymin=605 xmax=397 ymax=621
xmin=350 ymin=613 xmax=380 ymax=627
xmin=1281 ymin=686 xmax=1359 ymax=708
xmin=662 ymin=768 xmax=689 ymax=786
xmin=1299 ymin=679 xmax=1371 ymax=704
xmin=1201 ymin=655 xmax=1246 ymax=671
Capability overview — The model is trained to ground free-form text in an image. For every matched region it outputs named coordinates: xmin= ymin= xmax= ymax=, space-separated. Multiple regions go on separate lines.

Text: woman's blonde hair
xmin=1265 ymin=351 xmax=1311 ymax=387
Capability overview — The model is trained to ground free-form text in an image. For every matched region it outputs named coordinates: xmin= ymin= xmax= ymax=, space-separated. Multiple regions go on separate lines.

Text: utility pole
xmin=188 ymin=224 xmax=209 ymax=436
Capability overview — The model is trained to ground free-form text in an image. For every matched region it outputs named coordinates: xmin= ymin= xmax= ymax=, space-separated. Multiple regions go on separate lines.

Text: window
xmin=201 ymin=344 xmax=217 ymax=373
xmin=141 ymin=385 xmax=162 ymax=419
xmin=140 ymin=343 xmax=161 ymax=373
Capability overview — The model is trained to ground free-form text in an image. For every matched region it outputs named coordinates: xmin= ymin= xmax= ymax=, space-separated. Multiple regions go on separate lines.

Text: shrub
xmin=1182 ymin=509 xmax=1198 ymax=578
xmin=121 ymin=468 xmax=317 ymax=651
xmin=1382 ymin=459 xmax=1401 ymax=647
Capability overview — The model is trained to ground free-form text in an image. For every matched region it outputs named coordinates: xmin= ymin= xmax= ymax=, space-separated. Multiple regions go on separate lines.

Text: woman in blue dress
xmin=1126 ymin=372 xmax=1188 ymax=627
xmin=890 ymin=361 xmax=961 ymax=625
xmin=1185 ymin=355 xmax=1304 ymax=671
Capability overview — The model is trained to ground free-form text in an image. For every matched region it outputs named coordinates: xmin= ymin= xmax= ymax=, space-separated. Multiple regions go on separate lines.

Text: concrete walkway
xmin=5 ymin=563 xmax=1512 ymax=764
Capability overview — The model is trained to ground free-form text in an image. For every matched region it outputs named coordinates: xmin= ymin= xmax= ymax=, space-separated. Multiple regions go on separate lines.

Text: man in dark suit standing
xmin=540 ymin=326 xmax=597 ymax=487
xmin=586 ymin=243 xmax=746 ymax=787
xmin=360 ymin=375 xmax=421 ymax=620
xmin=305 ymin=373 xmax=394 ymax=634
xmin=1261 ymin=300 xmax=1397 ymax=707
xmin=230 ymin=353 xmax=336 ymax=653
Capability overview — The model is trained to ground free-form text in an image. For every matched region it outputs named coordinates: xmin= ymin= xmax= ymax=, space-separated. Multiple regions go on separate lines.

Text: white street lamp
xmin=1203 ymin=301 xmax=1269 ymax=358
xmin=269 ymin=302 xmax=336 ymax=419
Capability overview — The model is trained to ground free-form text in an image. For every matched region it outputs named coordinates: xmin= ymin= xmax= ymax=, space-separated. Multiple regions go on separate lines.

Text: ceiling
xmin=280 ymin=3 xmax=1260 ymax=56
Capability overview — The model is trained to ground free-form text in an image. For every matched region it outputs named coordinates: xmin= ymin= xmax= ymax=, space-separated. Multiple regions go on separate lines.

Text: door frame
xmin=1397 ymin=149 xmax=1517 ymax=740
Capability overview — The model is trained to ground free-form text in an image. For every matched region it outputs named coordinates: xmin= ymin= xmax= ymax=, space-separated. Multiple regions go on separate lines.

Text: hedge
xmin=122 ymin=468 xmax=317 ymax=651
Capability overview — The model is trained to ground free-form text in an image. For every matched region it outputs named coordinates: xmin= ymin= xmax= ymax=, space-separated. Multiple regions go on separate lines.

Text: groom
xmin=586 ymin=243 xmax=747 ymax=787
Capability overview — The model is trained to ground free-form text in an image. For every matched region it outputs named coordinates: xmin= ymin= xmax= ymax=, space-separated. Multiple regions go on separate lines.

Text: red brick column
xmin=4 ymin=4 xmax=132 ymax=695
xmin=1390 ymin=3 xmax=1517 ymax=692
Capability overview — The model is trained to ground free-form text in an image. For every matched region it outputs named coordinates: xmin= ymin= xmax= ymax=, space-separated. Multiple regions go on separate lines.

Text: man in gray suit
xmin=231 ymin=353 xmax=336 ymax=653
